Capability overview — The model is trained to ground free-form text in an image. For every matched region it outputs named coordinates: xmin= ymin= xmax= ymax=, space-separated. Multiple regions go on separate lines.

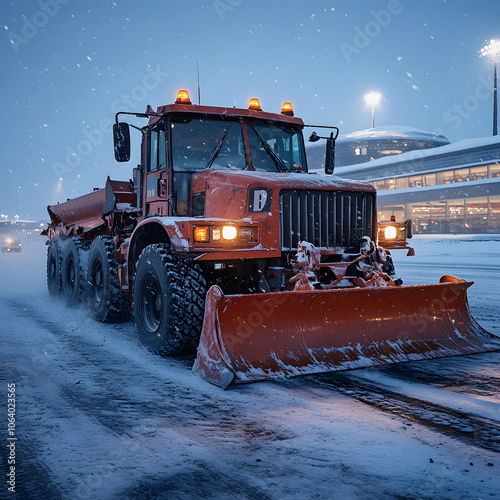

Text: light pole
xmin=480 ymin=39 xmax=500 ymax=136
xmin=364 ymin=91 xmax=382 ymax=128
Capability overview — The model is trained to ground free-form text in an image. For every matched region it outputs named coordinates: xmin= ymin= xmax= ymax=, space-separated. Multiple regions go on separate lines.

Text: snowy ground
xmin=0 ymin=235 xmax=499 ymax=500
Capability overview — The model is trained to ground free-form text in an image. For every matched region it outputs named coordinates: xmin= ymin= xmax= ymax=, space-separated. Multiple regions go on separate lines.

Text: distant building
xmin=334 ymin=126 xmax=450 ymax=167
xmin=0 ymin=220 xmax=46 ymax=237
xmin=334 ymin=136 xmax=500 ymax=234
xmin=306 ymin=126 xmax=450 ymax=170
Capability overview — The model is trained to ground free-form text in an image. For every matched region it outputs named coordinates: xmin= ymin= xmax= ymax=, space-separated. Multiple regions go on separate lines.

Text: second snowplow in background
xmin=44 ymin=90 xmax=500 ymax=388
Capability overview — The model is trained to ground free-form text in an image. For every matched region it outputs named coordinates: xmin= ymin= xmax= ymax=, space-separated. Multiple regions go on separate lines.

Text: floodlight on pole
xmin=480 ymin=39 xmax=500 ymax=136
xmin=364 ymin=91 xmax=382 ymax=128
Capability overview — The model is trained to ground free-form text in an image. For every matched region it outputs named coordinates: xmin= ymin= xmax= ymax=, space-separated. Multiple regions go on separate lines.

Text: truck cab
xmin=128 ymin=93 xmax=308 ymax=220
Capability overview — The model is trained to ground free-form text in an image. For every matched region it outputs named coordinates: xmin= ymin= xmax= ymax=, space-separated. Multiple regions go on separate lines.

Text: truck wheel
xmin=87 ymin=236 xmax=128 ymax=322
xmin=62 ymin=238 xmax=89 ymax=306
xmin=47 ymin=240 xmax=62 ymax=296
xmin=133 ymin=244 xmax=207 ymax=355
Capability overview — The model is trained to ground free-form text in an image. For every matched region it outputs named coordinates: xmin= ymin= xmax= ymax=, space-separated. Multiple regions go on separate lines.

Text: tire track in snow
xmin=0 ymin=303 xmax=74 ymax=499
xmin=0 ymin=298 xmax=287 ymax=499
xmin=1 ymin=297 xmax=204 ymax=434
xmin=370 ymin=358 xmax=500 ymax=403
xmin=307 ymin=373 xmax=500 ymax=453
xmin=6 ymin=295 xmax=500 ymax=455
xmin=3 ymin=296 xmax=499 ymax=498
xmin=119 ymin=460 xmax=275 ymax=500
xmin=7 ymin=437 xmax=70 ymax=500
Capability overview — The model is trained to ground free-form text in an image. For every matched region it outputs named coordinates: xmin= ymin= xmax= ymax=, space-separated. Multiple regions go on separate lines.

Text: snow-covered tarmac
xmin=0 ymin=235 xmax=499 ymax=499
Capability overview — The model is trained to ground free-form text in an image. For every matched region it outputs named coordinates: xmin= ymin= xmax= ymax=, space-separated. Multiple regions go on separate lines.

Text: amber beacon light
xmin=248 ymin=98 xmax=262 ymax=111
xmin=281 ymin=102 xmax=294 ymax=116
xmin=175 ymin=90 xmax=192 ymax=104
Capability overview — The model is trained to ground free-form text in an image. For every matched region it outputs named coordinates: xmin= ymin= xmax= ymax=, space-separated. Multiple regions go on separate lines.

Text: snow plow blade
xmin=193 ymin=277 xmax=500 ymax=388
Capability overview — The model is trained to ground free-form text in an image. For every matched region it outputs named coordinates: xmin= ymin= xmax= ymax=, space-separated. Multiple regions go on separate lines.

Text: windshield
xmin=171 ymin=118 xmax=246 ymax=171
xmin=248 ymin=123 xmax=306 ymax=172
xmin=170 ymin=116 xmax=306 ymax=173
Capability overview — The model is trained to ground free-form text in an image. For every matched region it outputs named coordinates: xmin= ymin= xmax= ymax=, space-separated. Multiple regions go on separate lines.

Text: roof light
xmin=175 ymin=90 xmax=192 ymax=105
xmin=281 ymin=102 xmax=294 ymax=116
xmin=248 ymin=98 xmax=262 ymax=111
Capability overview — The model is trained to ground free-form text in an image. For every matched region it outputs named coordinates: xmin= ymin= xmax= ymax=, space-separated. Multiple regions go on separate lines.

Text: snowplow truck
xmin=45 ymin=90 xmax=500 ymax=388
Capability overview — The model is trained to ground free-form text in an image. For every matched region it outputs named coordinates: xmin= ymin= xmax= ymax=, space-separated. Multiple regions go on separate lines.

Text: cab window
xmin=248 ymin=123 xmax=306 ymax=172
xmin=170 ymin=118 xmax=246 ymax=171
xmin=147 ymin=129 xmax=166 ymax=172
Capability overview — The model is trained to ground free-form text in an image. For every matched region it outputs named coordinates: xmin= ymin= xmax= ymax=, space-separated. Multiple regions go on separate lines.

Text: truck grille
xmin=280 ymin=189 xmax=376 ymax=250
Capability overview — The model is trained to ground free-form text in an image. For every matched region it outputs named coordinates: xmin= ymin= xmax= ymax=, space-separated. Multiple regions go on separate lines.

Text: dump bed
xmin=47 ymin=178 xmax=133 ymax=231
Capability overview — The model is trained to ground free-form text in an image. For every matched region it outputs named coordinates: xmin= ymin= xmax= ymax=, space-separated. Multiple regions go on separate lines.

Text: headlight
xmin=193 ymin=225 xmax=258 ymax=244
xmin=222 ymin=226 xmax=237 ymax=240
xmin=384 ymin=225 xmax=397 ymax=240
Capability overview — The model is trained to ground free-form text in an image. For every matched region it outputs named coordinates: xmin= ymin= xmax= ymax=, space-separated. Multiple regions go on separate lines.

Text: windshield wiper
xmin=249 ymin=125 xmax=290 ymax=173
xmin=205 ymin=125 xmax=231 ymax=169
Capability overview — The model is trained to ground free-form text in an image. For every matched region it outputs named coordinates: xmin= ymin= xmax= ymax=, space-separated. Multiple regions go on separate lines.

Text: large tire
xmin=87 ymin=236 xmax=128 ymax=322
xmin=47 ymin=240 xmax=62 ymax=296
xmin=61 ymin=237 xmax=89 ymax=306
xmin=133 ymin=244 xmax=206 ymax=355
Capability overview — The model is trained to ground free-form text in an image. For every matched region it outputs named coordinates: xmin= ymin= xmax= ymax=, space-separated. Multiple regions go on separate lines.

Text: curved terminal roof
xmin=335 ymin=135 xmax=500 ymax=178
xmin=337 ymin=125 xmax=449 ymax=144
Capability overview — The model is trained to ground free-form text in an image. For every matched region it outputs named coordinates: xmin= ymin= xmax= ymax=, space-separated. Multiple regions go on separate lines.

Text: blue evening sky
xmin=1 ymin=0 xmax=499 ymax=218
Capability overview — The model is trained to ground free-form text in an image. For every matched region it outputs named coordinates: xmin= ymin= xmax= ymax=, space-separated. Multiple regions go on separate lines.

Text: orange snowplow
xmin=193 ymin=276 xmax=500 ymax=388
xmin=44 ymin=89 xmax=500 ymax=389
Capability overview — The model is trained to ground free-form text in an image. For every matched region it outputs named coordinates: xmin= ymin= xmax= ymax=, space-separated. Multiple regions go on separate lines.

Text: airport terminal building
xmin=333 ymin=135 xmax=500 ymax=234
xmin=334 ymin=126 xmax=450 ymax=167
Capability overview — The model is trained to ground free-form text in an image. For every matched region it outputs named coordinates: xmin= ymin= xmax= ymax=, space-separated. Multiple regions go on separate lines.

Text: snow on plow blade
xmin=193 ymin=277 xmax=500 ymax=388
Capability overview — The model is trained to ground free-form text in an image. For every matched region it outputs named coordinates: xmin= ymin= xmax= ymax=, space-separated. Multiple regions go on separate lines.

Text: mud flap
xmin=193 ymin=279 xmax=500 ymax=388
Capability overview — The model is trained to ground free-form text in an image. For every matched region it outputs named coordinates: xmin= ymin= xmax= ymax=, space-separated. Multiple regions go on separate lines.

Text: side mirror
xmin=113 ymin=122 xmax=131 ymax=162
xmin=325 ymin=132 xmax=335 ymax=175
xmin=306 ymin=127 xmax=338 ymax=174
